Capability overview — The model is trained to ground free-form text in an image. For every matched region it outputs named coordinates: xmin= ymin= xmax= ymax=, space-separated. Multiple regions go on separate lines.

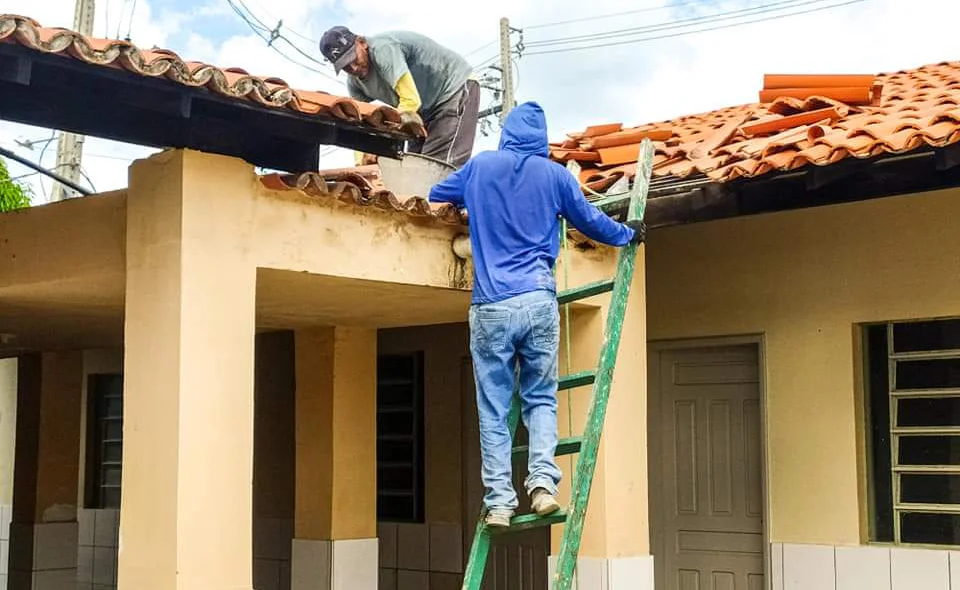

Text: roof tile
xmin=258 ymin=168 xmax=465 ymax=227
xmin=0 ymin=14 xmax=405 ymax=134
xmin=555 ymin=61 xmax=960 ymax=187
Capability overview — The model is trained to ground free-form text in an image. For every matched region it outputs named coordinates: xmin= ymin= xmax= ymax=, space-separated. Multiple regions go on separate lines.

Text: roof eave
xmin=0 ymin=43 xmax=408 ymax=173
xmin=596 ymin=145 xmax=960 ymax=229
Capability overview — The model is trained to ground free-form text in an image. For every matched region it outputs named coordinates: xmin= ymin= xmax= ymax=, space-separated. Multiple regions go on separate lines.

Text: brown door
xmin=652 ymin=345 xmax=765 ymax=590
xmin=461 ymin=358 xmax=550 ymax=590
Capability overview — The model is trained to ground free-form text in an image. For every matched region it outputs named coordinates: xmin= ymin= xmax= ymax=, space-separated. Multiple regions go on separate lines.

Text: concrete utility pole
xmin=51 ymin=0 xmax=95 ymax=201
xmin=498 ymin=17 xmax=515 ymax=123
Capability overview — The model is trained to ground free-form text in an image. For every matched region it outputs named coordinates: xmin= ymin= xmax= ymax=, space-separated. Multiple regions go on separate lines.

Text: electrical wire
xmin=224 ymin=0 xmax=344 ymax=86
xmin=37 ymin=131 xmax=56 ymax=199
xmin=525 ymin=0 xmax=834 ymax=48
xmin=240 ymin=0 xmax=317 ymax=44
xmin=115 ymin=0 xmax=130 ymax=39
xmin=463 ymin=39 xmax=498 ymax=60
xmin=525 ymin=0 xmax=713 ymax=29
xmin=524 ymin=0 xmax=866 ymax=56
xmin=125 ymin=0 xmax=139 ymax=40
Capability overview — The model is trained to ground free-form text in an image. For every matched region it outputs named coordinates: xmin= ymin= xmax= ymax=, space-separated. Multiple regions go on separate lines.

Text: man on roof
xmin=319 ymin=26 xmax=480 ymax=168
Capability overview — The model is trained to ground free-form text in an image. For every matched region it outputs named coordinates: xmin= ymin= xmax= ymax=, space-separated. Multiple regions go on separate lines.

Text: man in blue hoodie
xmin=428 ymin=102 xmax=645 ymax=527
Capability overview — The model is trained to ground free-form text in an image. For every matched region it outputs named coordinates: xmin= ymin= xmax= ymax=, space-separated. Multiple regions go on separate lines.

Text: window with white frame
xmin=864 ymin=319 xmax=960 ymax=545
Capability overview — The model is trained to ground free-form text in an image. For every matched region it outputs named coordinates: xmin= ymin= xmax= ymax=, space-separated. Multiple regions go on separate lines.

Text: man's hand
xmin=361 ymin=153 xmax=379 ymax=166
xmin=400 ymin=111 xmax=428 ymax=139
xmin=624 ymin=219 xmax=646 ymax=244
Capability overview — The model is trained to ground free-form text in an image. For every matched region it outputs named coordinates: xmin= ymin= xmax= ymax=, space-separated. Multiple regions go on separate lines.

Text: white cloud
xmin=1 ymin=0 xmax=957 ymax=198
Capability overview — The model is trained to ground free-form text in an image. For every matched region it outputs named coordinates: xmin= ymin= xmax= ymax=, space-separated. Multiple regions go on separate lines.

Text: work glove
xmin=399 ymin=111 xmax=428 ymax=139
xmin=624 ymin=219 xmax=646 ymax=244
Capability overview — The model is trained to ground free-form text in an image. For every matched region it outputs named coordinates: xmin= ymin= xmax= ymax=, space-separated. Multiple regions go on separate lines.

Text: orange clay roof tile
xmin=258 ymin=167 xmax=465 ymax=227
xmin=0 ymin=14 xmax=404 ymax=133
xmin=554 ymin=61 xmax=960 ymax=188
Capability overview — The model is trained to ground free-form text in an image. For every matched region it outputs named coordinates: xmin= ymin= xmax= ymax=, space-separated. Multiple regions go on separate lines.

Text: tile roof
xmin=0 ymin=14 xmax=404 ymax=133
xmin=259 ymin=167 xmax=465 ymax=226
xmin=555 ymin=62 xmax=960 ymax=193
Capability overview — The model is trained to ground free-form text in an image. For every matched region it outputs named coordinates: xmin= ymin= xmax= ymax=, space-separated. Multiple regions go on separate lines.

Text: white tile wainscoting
xmin=773 ymin=542 xmax=960 ymax=590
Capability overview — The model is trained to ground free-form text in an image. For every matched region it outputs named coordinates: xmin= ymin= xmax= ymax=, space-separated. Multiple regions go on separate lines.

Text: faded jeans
xmin=469 ymin=289 xmax=562 ymax=512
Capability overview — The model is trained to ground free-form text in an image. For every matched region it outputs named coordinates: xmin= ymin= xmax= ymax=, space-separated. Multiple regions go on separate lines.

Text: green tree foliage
xmin=0 ymin=157 xmax=32 ymax=212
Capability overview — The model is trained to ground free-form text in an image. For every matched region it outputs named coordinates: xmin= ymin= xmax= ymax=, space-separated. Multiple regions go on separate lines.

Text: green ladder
xmin=461 ymin=138 xmax=654 ymax=590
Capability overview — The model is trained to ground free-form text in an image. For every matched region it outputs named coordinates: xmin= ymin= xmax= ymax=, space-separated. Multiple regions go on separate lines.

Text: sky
xmin=0 ymin=0 xmax=957 ymax=202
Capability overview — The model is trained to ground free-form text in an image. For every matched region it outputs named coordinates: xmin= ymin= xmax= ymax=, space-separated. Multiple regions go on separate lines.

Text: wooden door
xmin=653 ymin=345 xmax=764 ymax=590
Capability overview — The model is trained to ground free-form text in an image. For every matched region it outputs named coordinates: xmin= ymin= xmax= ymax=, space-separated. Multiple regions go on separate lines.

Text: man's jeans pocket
xmin=528 ymin=301 xmax=560 ymax=351
xmin=470 ymin=307 xmax=511 ymax=352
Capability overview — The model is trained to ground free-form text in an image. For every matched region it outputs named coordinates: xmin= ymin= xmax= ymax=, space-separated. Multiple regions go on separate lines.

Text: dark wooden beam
xmin=0 ymin=43 xmax=406 ymax=172
xmin=0 ymin=53 xmax=31 ymax=85
xmin=805 ymin=158 xmax=863 ymax=190
xmin=638 ymin=148 xmax=960 ymax=231
xmin=936 ymin=143 xmax=960 ymax=171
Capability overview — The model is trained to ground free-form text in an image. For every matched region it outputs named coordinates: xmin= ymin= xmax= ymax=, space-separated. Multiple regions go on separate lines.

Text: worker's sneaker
xmin=485 ymin=509 xmax=514 ymax=528
xmin=530 ymin=488 xmax=561 ymax=516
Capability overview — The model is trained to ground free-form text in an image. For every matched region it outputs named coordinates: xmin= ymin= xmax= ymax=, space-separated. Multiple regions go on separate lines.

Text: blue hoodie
xmin=429 ymin=101 xmax=635 ymax=304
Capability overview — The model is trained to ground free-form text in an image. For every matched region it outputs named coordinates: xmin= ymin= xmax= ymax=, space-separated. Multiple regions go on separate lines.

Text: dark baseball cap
xmin=319 ymin=26 xmax=359 ymax=74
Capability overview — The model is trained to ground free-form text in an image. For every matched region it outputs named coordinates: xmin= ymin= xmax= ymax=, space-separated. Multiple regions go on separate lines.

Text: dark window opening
xmin=865 ymin=319 xmax=960 ymax=546
xmin=85 ymin=373 xmax=123 ymax=509
xmin=376 ymin=353 xmax=425 ymax=523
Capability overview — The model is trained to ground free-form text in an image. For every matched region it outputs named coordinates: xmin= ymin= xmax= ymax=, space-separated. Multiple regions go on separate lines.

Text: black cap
xmin=319 ymin=26 xmax=359 ymax=74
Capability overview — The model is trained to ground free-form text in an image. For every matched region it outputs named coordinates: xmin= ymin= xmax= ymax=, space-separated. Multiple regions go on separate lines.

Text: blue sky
xmin=1 ymin=0 xmax=957 ymax=201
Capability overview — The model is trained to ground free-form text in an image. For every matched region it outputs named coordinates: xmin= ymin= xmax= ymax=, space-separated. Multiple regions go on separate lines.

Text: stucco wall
xmin=646 ymin=186 xmax=960 ymax=545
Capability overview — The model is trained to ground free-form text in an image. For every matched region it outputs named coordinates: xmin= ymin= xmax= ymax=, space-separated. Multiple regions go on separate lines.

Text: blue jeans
xmin=469 ymin=289 xmax=563 ymax=512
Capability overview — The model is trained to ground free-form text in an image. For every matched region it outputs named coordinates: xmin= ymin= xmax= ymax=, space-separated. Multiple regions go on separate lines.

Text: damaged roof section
xmin=0 ymin=14 xmax=411 ymax=172
xmin=555 ymin=62 xmax=960 ymax=194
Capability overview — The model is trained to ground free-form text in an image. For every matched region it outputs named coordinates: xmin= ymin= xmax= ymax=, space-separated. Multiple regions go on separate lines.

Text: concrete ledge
xmin=547 ymin=555 xmax=654 ymax=590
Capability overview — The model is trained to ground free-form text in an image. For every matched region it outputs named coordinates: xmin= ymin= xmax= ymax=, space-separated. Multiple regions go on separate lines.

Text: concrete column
xmin=292 ymin=327 xmax=377 ymax=590
xmin=0 ymin=358 xmax=17 ymax=588
xmin=552 ymin=249 xmax=653 ymax=590
xmin=118 ymin=150 xmax=257 ymax=590
xmin=9 ymin=352 xmax=84 ymax=590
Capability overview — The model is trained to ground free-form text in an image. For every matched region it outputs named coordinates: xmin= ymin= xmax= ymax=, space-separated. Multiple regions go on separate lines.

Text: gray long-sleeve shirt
xmin=346 ymin=31 xmax=473 ymax=121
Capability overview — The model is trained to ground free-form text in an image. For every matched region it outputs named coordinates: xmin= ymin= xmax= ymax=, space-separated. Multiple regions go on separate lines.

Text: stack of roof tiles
xmin=553 ymin=63 xmax=960 ymax=194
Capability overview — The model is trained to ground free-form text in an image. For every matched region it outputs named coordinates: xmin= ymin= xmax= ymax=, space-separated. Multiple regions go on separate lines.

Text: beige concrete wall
xmin=0 ymin=359 xmax=16 ymax=506
xmin=646 ymin=187 xmax=960 ymax=545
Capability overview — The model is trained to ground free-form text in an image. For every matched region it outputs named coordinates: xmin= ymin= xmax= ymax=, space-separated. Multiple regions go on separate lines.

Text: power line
xmin=464 ymin=39 xmax=498 ymax=60
xmin=224 ymin=0 xmax=344 ymax=86
xmin=525 ymin=0 xmax=713 ymax=30
xmin=241 ymin=0 xmax=317 ymax=43
xmin=524 ymin=0 xmax=866 ymax=56
xmin=115 ymin=0 xmax=130 ymax=39
xmin=525 ymin=0 xmax=830 ymax=48
xmin=126 ymin=0 xmax=139 ymax=40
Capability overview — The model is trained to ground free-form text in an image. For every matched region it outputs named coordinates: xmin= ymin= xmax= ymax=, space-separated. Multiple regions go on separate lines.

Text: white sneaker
xmin=531 ymin=488 xmax=561 ymax=516
xmin=485 ymin=509 xmax=514 ymax=528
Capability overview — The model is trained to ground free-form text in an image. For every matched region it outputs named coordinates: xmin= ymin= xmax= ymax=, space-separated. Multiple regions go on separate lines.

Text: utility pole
xmin=498 ymin=17 xmax=515 ymax=123
xmin=51 ymin=0 xmax=95 ymax=201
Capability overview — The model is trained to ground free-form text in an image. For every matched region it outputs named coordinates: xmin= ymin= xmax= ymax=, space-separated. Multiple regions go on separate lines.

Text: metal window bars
xmin=886 ymin=322 xmax=960 ymax=544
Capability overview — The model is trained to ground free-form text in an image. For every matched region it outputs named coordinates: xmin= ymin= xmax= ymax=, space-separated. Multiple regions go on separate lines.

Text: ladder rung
xmin=557 ymin=279 xmax=615 ymax=305
xmin=512 ymin=436 xmax=582 ymax=458
xmin=559 ymin=370 xmax=596 ymax=391
xmin=491 ymin=511 xmax=568 ymax=534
